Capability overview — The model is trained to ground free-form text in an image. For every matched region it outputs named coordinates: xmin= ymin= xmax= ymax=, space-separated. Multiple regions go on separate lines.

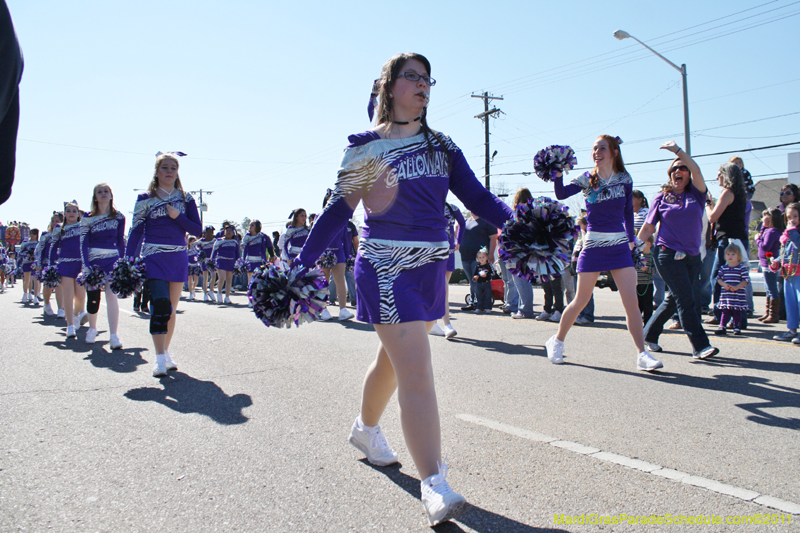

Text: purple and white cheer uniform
xmin=80 ymin=212 xmax=126 ymax=274
xmin=51 ymin=222 xmax=83 ymax=278
xmin=280 ymin=226 xmax=309 ymax=262
xmin=125 ymin=191 xmax=202 ymax=283
xmin=35 ymin=230 xmax=56 ymax=268
xmin=187 ymin=245 xmax=202 ymax=276
xmin=19 ymin=239 xmax=37 ymax=272
xmin=196 ymin=239 xmax=215 ymax=272
xmin=298 ymin=130 xmax=512 ymax=324
xmin=555 ymin=171 xmax=635 ymax=272
xmin=212 ymin=238 xmax=239 ymax=272
xmin=242 ymin=232 xmax=273 ymax=271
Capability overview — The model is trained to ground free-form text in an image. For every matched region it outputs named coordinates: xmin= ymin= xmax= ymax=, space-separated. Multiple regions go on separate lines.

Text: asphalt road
xmin=1 ymin=283 xmax=798 ymax=532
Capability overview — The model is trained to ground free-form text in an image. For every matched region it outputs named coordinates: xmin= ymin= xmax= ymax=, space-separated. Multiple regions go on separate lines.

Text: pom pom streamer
xmin=632 ymin=239 xmax=647 ymax=272
xmin=77 ymin=267 xmax=108 ymax=291
xmin=198 ymin=250 xmax=207 ymax=262
xmin=316 ymin=250 xmax=337 ymax=269
xmin=40 ymin=265 xmax=62 ymax=288
xmin=108 ymin=258 xmax=147 ymax=299
xmin=248 ymin=261 xmax=329 ymax=329
xmin=189 ymin=264 xmax=203 ymax=276
xmin=234 ymin=257 xmax=247 ymax=276
xmin=205 ymin=258 xmax=217 ymax=272
xmin=345 ymin=255 xmax=355 ymax=274
xmin=533 ymin=145 xmax=577 ymax=182
xmin=498 ymin=197 xmax=579 ymax=283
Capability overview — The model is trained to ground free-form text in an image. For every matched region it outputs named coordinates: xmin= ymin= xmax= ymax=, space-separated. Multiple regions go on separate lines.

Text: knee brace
xmin=149 ymin=297 xmax=172 ymax=335
xmin=86 ymin=289 xmax=102 ymax=315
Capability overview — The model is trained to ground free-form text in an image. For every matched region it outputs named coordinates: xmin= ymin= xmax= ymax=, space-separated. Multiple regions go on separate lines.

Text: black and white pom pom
xmin=108 ymin=257 xmax=147 ymax=299
xmin=315 ymin=250 xmax=337 ymax=269
xmin=533 ymin=145 xmax=577 ymax=182
xmin=345 ymin=255 xmax=355 ymax=274
xmin=632 ymin=239 xmax=648 ymax=272
xmin=198 ymin=250 xmax=207 ymax=262
xmin=31 ymin=262 xmax=41 ymax=280
xmin=234 ymin=257 xmax=247 ymax=276
xmin=189 ymin=264 xmax=203 ymax=276
xmin=77 ymin=267 xmax=108 ymax=291
xmin=205 ymin=258 xmax=217 ymax=272
xmin=40 ymin=265 xmax=62 ymax=288
xmin=248 ymin=261 xmax=329 ymax=329
xmin=498 ymin=196 xmax=579 ymax=283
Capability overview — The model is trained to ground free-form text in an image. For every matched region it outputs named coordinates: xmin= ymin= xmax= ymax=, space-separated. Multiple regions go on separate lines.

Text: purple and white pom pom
xmin=533 ymin=145 xmax=577 ymax=182
xmin=234 ymin=257 xmax=247 ymax=276
xmin=205 ymin=258 xmax=217 ymax=272
xmin=345 ymin=255 xmax=355 ymax=274
xmin=31 ymin=262 xmax=40 ymax=280
xmin=77 ymin=267 xmax=108 ymax=291
xmin=189 ymin=264 xmax=203 ymax=276
xmin=498 ymin=196 xmax=579 ymax=283
xmin=632 ymin=239 xmax=648 ymax=272
xmin=198 ymin=250 xmax=207 ymax=262
xmin=40 ymin=265 xmax=62 ymax=288
xmin=315 ymin=250 xmax=337 ymax=269
xmin=108 ymin=258 xmax=147 ymax=299
xmin=248 ymin=261 xmax=329 ymax=329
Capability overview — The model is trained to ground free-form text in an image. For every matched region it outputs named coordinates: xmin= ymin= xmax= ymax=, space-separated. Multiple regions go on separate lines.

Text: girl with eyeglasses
xmin=295 ymin=53 xmax=512 ymax=526
xmin=637 ymin=141 xmax=719 ymax=360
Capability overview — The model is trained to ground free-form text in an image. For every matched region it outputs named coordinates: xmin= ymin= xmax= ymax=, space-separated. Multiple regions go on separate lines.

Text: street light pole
xmin=613 ymin=30 xmax=691 ymax=156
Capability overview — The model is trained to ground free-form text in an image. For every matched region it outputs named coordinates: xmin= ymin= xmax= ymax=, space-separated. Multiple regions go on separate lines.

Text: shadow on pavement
xmin=362 ymin=461 xmax=567 ymax=532
xmin=573 ymin=362 xmax=800 ymax=431
xmin=124 ymin=371 xmax=252 ymax=425
xmin=446 ymin=337 xmax=540 ymax=357
xmin=43 ymin=330 xmax=146 ymax=373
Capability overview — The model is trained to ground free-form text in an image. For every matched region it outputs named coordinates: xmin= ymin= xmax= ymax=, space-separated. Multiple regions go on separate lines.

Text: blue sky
xmin=3 ymin=0 xmax=798 ymax=233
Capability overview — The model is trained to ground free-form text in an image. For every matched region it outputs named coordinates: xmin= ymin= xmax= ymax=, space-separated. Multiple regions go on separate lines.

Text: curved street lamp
xmin=614 ymin=30 xmax=691 ymax=156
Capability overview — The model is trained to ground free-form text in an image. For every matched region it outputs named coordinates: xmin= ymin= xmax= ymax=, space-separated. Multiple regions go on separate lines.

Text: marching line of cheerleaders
xmin=1 ymin=52 xmax=785 ymax=527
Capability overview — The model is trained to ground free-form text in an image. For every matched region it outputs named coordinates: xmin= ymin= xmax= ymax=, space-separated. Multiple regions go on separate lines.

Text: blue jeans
xmin=697 ymin=248 xmax=716 ymax=313
xmin=474 ymin=282 xmax=492 ymax=310
xmin=783 ymin=276 xmax=800 ymax=330
xmin=345 ymin=270 xmax=356 ymax=304
xmin=652 ymin=266 xmax=666 ymax=307
xmin=498 ymin=260 xmax=519 ymax=312
xmin=462 ymin=259 xmax=478 ymax=304
xmin=512 ymin=274 xmax=534 ymax=316
xmin=644 ymin=247 xmax=711 ymax=354
xmin=574 ymin=274 xmax=594 ymax=321
xmin=763 ymin=270 xmax=779 ymax=299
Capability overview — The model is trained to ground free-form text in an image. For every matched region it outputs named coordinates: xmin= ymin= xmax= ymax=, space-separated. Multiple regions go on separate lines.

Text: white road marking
xmin=456 ymin=413 xmax=800 ymax=515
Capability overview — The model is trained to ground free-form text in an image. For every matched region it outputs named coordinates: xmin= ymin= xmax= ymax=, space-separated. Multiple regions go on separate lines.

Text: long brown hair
xmin=590 ymin=135 xmax=626 ymax=188
xmin=148 ymin=153 xmax=186 ymax=199
xmin=89 ymin=183 xmax=118 ymax=218
xmin=513 ymin=187 xmax=533 ymax=207
xmin=373 ymin=53 xmax=449 ymax=161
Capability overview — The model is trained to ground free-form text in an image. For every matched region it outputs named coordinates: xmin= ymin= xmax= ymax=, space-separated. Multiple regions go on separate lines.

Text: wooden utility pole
xmin=471 ymin=92 xmax=503 ymax=191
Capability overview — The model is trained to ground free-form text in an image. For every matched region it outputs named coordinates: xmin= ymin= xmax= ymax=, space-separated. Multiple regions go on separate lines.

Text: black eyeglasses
xmin=670 ymin=165 xmax=689 ymax=174
xmin=400 ymin=71 xmax=436 ymax=86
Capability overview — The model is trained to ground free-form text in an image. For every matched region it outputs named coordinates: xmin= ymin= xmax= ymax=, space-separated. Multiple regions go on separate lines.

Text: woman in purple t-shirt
xmin=637 ymin=141 xmax=718 ymax=360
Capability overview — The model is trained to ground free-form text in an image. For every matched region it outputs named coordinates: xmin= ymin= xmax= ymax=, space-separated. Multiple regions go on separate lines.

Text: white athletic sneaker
xmin=57 ymin=309 xmax=65 ymax=319
xmin=645 ymin=342 xmax=662 ymax=352
xmin=188 ymin=293 xmax=194 ymax=301
xmin=152 ymin=354 xmax=167 ymax=377
xmin=32 ymin=295 xmax=39 ymax=305
xmin=545 ymin=335 xmax=565 ymax=364
xmin=421 ymin=460 xmax=467 ymax=526
xmin=338 ymin=308 xmax=354 ymax=321
xmin=43 ymin=303 xmax=54 ymax=316
xmin=548 ymin=310 xmax=562 ymax=322
xmin=536 ymin=311 xmax=551 ymax=321
xmin=22 ymin=293 xmax=28 ymax=303
xmin=66 ymin=325 xmax=76 ymax=338
xmin=224 ymin=296 xmax=232 ymax=304
xmin=164 ymin=351 xmax=178 ymax=371
xmin=72 ymin=314 xmax=81 ymax=329
xmin=574 ymin=316 xmax=591 ymax=325
xmin=319 ymin=308 xmax=333 ymax=321
xmin=637 ymin=351 xmax=664 ymax=372
xmin=203 ymin=292 xmax=210 ymax=302
xmin=348 ymin=417 xmax=399 ymax=466
xmin=217 ymin=293 xmax=223 ymax=304
xmin=429 ymin=322 xmax=445 ymax=336
xmin=85 ymin=328 xmax=97 ymax=344
xmin=109 ymin=334 xmax=123 ymax=350
xmin=693 ymin=346 xmax=719 ymax=360
xmin=78 ymin=311 xmax=89 ymax=326
xmin=444 ymin=324 xmax=457 ymax=340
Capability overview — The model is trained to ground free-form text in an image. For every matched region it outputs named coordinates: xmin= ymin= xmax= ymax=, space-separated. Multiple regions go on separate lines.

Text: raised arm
xmin=660 ymin=140 xmax=707 ymax=194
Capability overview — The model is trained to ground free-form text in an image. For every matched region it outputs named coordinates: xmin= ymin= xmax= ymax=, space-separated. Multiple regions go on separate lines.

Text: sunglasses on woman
xmin=670 ymin=165 xmax=689 ymax=174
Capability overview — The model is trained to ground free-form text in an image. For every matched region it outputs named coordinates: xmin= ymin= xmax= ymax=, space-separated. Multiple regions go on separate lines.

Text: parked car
xmin=749 ymin=260 xmax=766 ymax=296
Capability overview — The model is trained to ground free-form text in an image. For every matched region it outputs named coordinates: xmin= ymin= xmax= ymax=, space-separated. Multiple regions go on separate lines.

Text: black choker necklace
xmin=392 ymin=116 xmax=421 ymax=125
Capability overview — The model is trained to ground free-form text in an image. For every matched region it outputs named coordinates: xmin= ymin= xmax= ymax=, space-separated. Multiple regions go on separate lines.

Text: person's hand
xmin=628 ymin=241 xmax=635 ymax=251
xmin=454 ymin=244 xmax=460 ymax=252
xmin=472 ymin=275 xmax=478 ymax=281
xmin=166 ymin=205 xmax=179 ymax=219
xmin=660 ymin=141 xmax=680 ymax=154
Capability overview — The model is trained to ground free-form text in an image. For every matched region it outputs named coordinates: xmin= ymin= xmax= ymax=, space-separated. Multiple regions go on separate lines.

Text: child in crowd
xmin=472 ymin=247 xmax=493 ymax=314
xmin=6 ymin=250 xmax=16 ymax=285
xmin=716 ymin=243 xmax=750 ymax=335
xmin=771 ymin=202 xmax=800 ymax=342
xmin=637 ymin=235 xmax=654 ymax=325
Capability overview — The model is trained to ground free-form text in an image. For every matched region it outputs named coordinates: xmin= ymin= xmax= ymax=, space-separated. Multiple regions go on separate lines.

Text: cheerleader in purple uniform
xmin=279 ymin=209 xmax=309 ymax=262
xmin=242 ymin=219 xmax=275 ymax=307
xmin=187 ymin=236 xmax=201 ymax=300
xmin=296 ymin=53 xmax=513 ymax=526
xmin=51 ymin=201 xmax=88 ymax=339
xmin=548 ymin=135 xmax=663 ymax=372
xmin=211 ymin=225 xmax=239 ymax=304
xmin=196 ymin=226 xmax=217 ymax=301
xmin=316 ymin=191 xmax=354 ymax=322
xmin=125 ymin=152 xmax=202 ymax=377
xmin=80 ymin=183 xmax=125 ymax=347
xmin=430 ymin=203 xmax=465 ymax=339
xmin=35 ymin=212 xmax=65 ymax=316
xmin=19 ymin=229 xmax=39 ymax=304
xmin=0 ymin=246 xmax=6 ymax=292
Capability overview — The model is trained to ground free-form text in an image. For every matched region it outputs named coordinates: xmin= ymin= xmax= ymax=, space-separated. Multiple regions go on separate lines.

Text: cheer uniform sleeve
xmin=49 ymin=227 xmax=61 ymax=264
xmin=175 ymin=195 xmax=202 ymax=237
xmin=125 ymin=194 xmax=148 ymax=259
xmin=448 ymin=149 xmax=513 ymax=229
xmin=117 ymin=213 xmax=126 ymax=258
xmin=79 ymin=217 xmax=92 ymax=269
xmin=553 ymin=175 xmax=583 ymax=200
xmin=34 ymin=236 xmax=46 ymax=265
xmin=624 ymin=183 xmax=634 ymax=242
xmin=211 ymin=239 xmax=221 ymax=261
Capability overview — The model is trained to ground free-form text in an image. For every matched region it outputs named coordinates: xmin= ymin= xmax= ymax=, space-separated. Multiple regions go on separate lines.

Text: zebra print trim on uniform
xmin=582 ymin=231 xmax=629 ymax=249
xmin=359 ymin=239 xmax=449 ymax=324
xmin=141 ymin=243 xmax=186 ymax=258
